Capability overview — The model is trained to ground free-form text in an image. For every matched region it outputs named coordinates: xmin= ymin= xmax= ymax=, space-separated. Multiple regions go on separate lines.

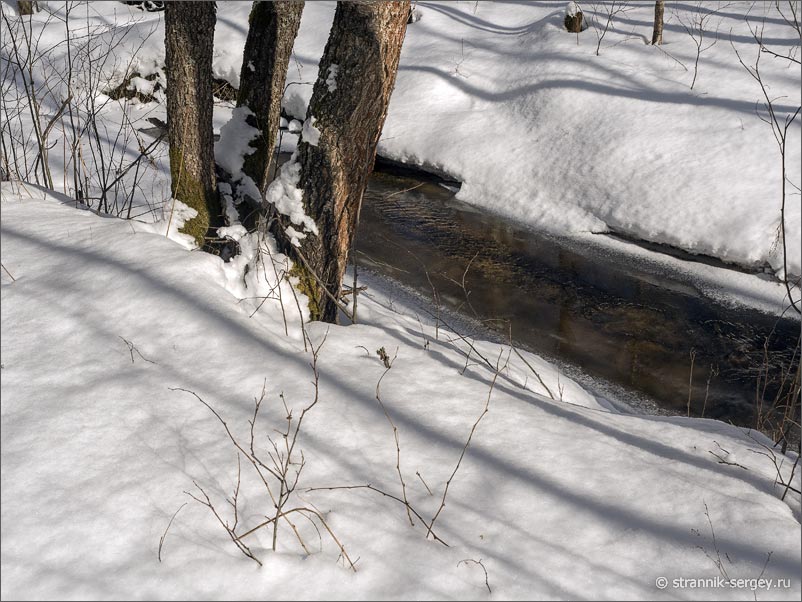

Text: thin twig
xmin=158 ymin=502 xmax=187 ymax=562
xmin=426 ymin=348 xmax=507 ymax=539
xmin=458 ymin=558 xmax=492 ymax=594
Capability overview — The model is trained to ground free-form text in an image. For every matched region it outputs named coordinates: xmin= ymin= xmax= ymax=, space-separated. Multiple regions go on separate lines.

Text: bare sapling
xmin=169 ymin=331 xmax=356 ymax=570
xmin=425 ymin=348 xmax=508 ymax=539
xmin=678 ymin=2 xmax=731 ymax=89
xmin=732 ymin=15 xmax=801 ymax=316
xmin=588 ymin=1 xmax=633 ymax=56
xmin=308 ymin=347 xmax=509 ymax=548
xmin=745 ymin=431 xmax=801 ymax=502
xmin=691 ymin=502 xmax=731 ymax=578
xmin=1 ymin=3 xmax=165 ymax=218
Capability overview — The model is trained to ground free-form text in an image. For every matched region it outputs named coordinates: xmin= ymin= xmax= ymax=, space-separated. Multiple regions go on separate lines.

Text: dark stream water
xmin=356 ymin=163 xmax=800 ymax=435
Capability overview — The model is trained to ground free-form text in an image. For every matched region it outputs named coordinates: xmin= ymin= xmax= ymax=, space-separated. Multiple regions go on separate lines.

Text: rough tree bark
xmin=165 ymin=2 xmax=220 ymax=248
xmin=237 ymin=1 xmax=305 ymax=197
xmin=652 ymin=0 xmax=665 ymax=45
xmin=565 ymin=6 xmax=583 ymax=33
xmin=272 ymin=0 xmax=409 ymax=323
xmin=17 ymin=1 xmax=38 ymax=15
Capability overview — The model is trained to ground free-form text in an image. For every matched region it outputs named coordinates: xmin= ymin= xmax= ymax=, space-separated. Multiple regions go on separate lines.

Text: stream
xmin=355 ymin=161 xmax=801 ymax=434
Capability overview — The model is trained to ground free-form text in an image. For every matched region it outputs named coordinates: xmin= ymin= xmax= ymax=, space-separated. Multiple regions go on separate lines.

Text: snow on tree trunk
xmin=275 ymin=0 xmax=409 ymax=323
xmin=565 ymin=2 xmax=583 ymax=33
xmin=165 ymin=1 xmax=220 ymax=248
xmin=237 ymin=1 xmax=304 ymax=198
xmin=652 ymin=0 xmax=665 ymax=45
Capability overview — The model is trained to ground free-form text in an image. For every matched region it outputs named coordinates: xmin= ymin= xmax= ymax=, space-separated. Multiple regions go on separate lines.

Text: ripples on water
xmin=355 ymin=166 xmax=800 ymax=438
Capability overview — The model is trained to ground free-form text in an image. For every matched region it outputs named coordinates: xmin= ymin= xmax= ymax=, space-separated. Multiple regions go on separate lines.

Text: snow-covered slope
xmin=1 ymin=184 xmax=800 ymax=600
xmin=1 ymin=4 xmax=800 ymax=597
xmin=283 ymin=1 xmax=801 ymax=280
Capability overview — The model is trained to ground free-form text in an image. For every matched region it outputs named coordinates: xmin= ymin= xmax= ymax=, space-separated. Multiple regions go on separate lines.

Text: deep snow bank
xmin=1 ymin=181 xmax=800 ymax=600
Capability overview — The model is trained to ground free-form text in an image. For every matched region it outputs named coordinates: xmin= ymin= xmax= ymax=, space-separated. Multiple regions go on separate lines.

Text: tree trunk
xmin=271 ymin=0 xmax=409 ymax=323
xmin=237 ymin=1 xmax=304 ymax=199
xmin=165 ymin=1 xmax=220 ymax=248
xmin=651 ymin=0 xmax=664 ymax=45
xmin=17 ymin=1 xmax=38 ymax=15
xmin=565 ymin=12 xmax=583 ymax=33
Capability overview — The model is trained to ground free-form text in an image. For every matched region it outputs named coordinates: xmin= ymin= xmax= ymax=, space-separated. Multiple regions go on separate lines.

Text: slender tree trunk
xmin=652 ymin=0 xmax=664 ymax=45
xmin=17 ymin=1 xmax=38 ymax=15
xmin=272 ymin=0 xmax=409 ymax=323
xmin=237 ymin=1 xmax=304 ymax=198
xmin=165 ymin=1 xmax=219 ymax=248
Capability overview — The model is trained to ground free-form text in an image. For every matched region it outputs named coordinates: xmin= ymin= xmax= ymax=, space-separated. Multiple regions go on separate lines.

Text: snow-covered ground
xmin=1 ymin=1 xmax=801 ymax=600
xmin=2 ymin=183 xmax=800 ymax=600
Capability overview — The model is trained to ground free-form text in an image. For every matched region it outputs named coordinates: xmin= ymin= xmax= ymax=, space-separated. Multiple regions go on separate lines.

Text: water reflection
xmin=356 ymin=169 xmax=800 ymax=432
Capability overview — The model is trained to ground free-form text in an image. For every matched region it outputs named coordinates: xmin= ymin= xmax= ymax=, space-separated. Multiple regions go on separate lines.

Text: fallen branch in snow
xmin=707 ymin=450 xmax=748 ymax=470
xmin=510 ymin=345 xmax=555 ymax=401
xmin=457 ymin=558 xmax=491 ymax=594
xmin=118 ymin=336 xmax=156 ymax=364
xmin=1 ymin=263 xmax=16 ymax=282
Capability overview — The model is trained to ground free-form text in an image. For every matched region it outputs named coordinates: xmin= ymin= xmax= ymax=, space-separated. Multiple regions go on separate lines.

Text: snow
xmin=1 ymin=2 xmax=801 ymax=599
xmin=567 ymin=2 xmax=581 ymax=18
xmin=1 ymin=183 xmax=800 ymax=600
xmin=215 ymin=105 xmax=262 ymax=203
xmin=216 ymin=106 xmax=259 ymax=178
xmin=326 ymin=63 xmax=339 ymax=92
xmin=128 ymin=75 xmax=158 ymax=98
xmin=130 ymin=197 xmax=200 ymax=251
xmin=264 ymin=154 xmax=319 ymax=244
xmin=301 ymin=115 xmax=322 ymax=147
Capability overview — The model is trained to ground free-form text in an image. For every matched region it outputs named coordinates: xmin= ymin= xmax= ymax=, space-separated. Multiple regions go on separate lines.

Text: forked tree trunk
xmin=273 ymin=0 xmax=409 ymax=323
xmin=237 ymin=1 xmax=304 ymax=198
xmin=165 ymin=2 xmax=219 ymax=248
xmin=652 ymin=0 xmax=665 ymax=45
